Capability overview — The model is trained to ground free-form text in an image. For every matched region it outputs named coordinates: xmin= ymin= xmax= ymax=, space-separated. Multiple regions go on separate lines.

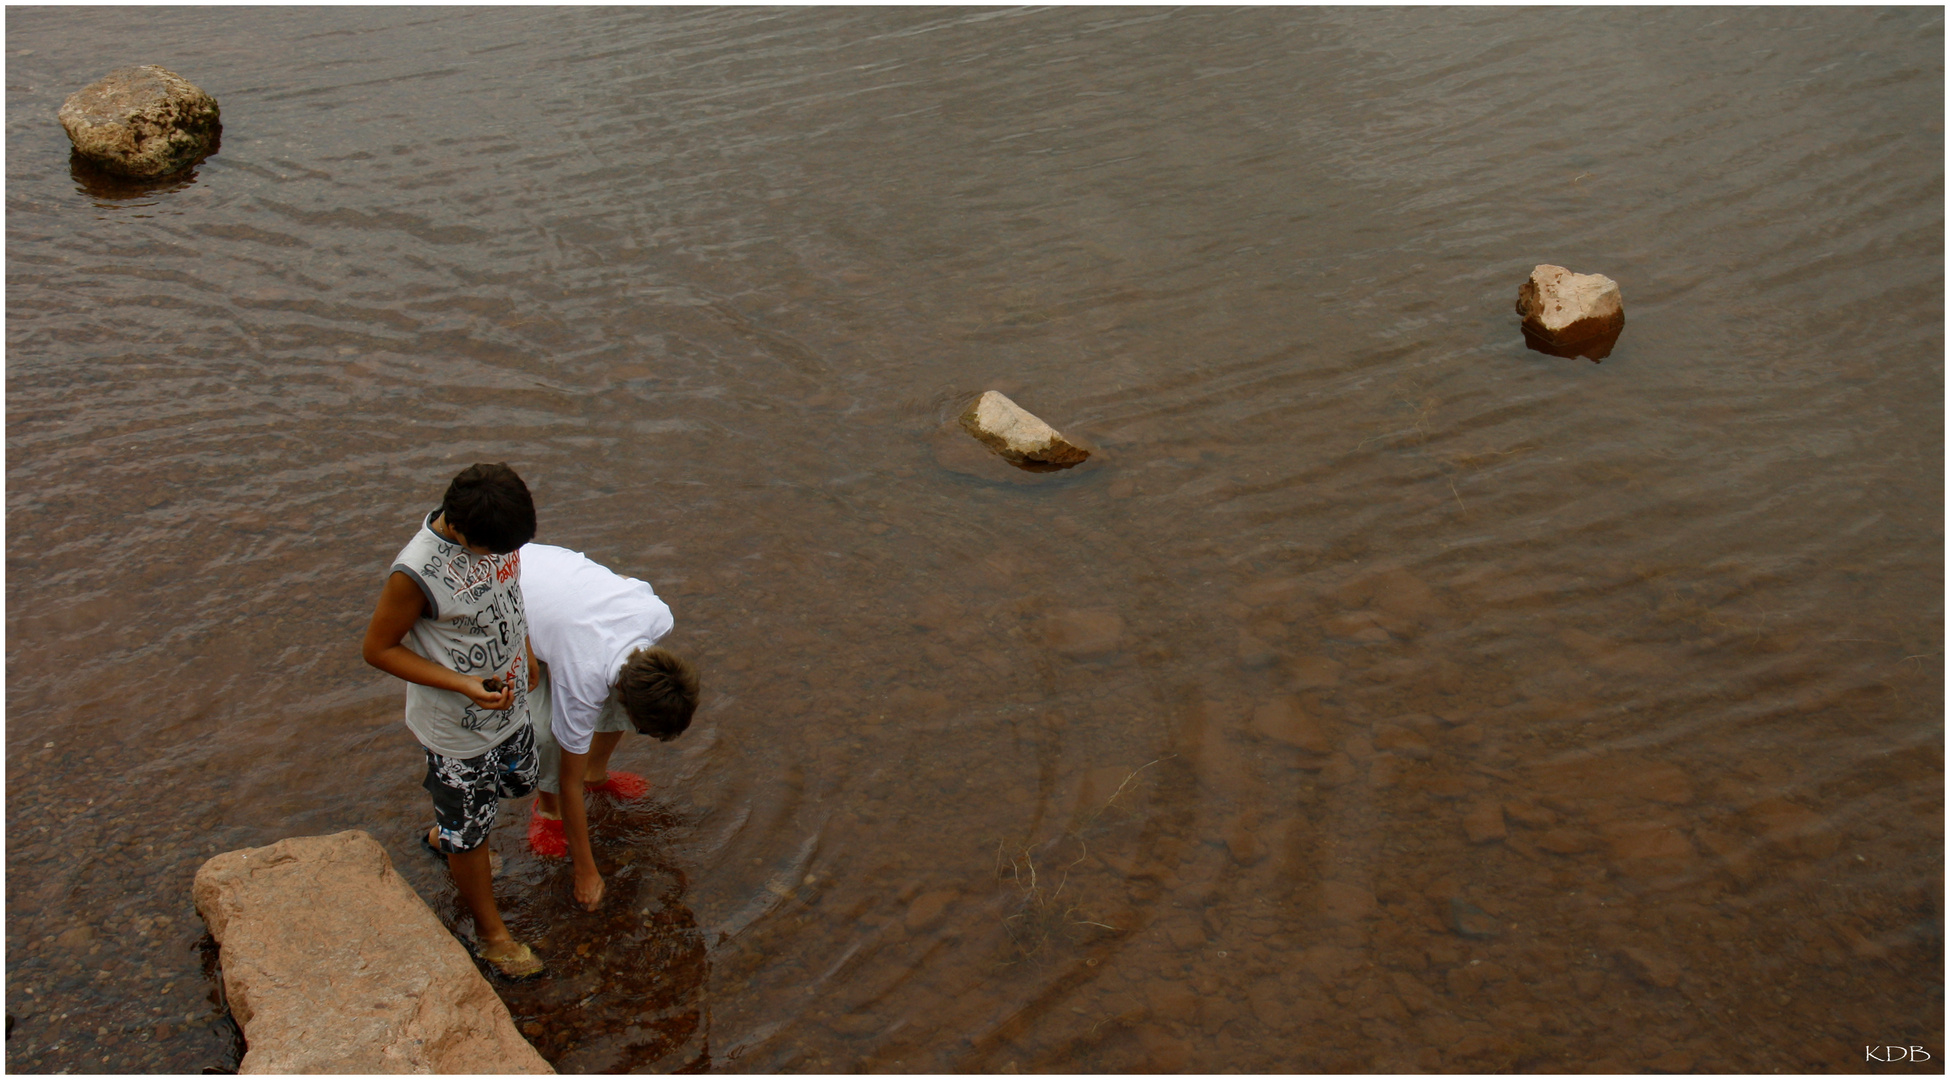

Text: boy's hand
xmin=463 ymin=676 xmax=516 ymax=710
xmin=574 ymin=866 xmax=605 ymax=911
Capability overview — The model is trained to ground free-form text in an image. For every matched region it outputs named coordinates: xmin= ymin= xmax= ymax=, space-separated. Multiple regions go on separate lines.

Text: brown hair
xmin=441 ymin=462 xmax=535 ymax=554
xmin=616 ymin=647 xmax=700 ymax=741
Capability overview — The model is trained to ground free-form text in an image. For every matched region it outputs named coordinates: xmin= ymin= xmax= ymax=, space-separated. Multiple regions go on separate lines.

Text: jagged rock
xmin=193 ymin=830 xmax=552 ymax=1074
xmin=1515 ymin=264 xmax=1624 ymax=346
xmin=958 ymin=390 xmax=1090 ymax=466
xmin=58 ymin=66 xmax=219 ymax=179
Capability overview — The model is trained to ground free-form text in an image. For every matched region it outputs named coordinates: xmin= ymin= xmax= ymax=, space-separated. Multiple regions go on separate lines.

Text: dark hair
xmin=616 ymin=647 xmax=700 ymax=741
xmin=440 ymin=463 xmax=536 ymax=554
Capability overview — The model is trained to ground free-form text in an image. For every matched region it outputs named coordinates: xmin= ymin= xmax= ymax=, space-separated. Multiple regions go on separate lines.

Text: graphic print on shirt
xmin=395 ymin=519 xmax=532 ymax=754
xmin=443 ymin=594 xmax=521 ymax=675
xmin=425 ymin=547 xmax=522 ymax=609
xmin=446 ymin=584 xmax=527 ymax=733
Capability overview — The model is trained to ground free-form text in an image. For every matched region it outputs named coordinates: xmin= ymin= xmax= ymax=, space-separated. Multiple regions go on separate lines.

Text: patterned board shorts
xmin=422 ymin=723 xmax=539 ymax=854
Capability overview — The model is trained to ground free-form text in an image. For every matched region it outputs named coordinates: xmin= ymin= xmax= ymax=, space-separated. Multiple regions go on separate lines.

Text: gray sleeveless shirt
xmin=389 ymin=510 xmax=531 ymax=757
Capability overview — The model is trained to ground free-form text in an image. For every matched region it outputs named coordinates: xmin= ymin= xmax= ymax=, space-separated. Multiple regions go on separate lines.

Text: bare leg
xmin=583 ymin=730 xmax=625 ymax=786
xmin=560 ymin=748 xmax=605 ymax=910
xmin=431 ymin=828 xmax=514 ymax=947
xmin=535 ymin=790 xmax=561 ymax=818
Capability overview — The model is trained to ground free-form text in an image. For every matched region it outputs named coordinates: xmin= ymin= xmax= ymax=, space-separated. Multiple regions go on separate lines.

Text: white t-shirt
xmin=519 ymin=543 xmax=674 ymax=755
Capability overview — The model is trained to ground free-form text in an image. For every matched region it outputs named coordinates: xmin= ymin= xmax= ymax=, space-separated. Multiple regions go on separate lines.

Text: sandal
xmin=475 ymin=939 xmax=545 ymax=981
xmin=527 ymin=812 xmax=567 ymax=858
xmin=586 ymin=771 xmax=648 ymax=800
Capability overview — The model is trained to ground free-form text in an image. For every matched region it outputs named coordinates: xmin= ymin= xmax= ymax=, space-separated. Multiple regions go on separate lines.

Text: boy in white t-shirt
xmin=519 ymin=543 xmax=700 ymax=911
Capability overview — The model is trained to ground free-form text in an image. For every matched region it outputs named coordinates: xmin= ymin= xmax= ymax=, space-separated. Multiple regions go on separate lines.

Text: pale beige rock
xmin=192 ymin=830 xmax=552 ymax=1075
xmin=1515 ymin=264 xmax=1624 ymax=346
xmin=958 ymin=390 xmax=1090 ymax=466
xmin=59 ymin=66 xmax=220 ymax=179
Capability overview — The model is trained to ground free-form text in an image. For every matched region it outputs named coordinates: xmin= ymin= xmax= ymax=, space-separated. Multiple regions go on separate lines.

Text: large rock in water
xmin=192 ymin=830 xmax=552 ymax=1074
xmin=58 ymin=65 xmax=220 ymax=179
xmin=1514 ymin=264 xmax=1623 ymax=346
xmin=958 ymin=390 xmax=1090 ymax=466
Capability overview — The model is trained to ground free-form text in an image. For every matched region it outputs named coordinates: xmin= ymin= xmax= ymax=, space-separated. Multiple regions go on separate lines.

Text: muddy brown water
xmin=5 ymin=7 xmax=1943 ymax=1074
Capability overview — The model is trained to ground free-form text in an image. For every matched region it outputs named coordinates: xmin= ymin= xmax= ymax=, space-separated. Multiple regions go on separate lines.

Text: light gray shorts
xmin=531 ymin=666 xmax=633 ymax=795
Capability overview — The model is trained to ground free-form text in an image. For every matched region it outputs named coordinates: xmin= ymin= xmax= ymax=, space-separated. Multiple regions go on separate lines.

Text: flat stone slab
xmin=193 ymin=829 xmax=552 ymax=1074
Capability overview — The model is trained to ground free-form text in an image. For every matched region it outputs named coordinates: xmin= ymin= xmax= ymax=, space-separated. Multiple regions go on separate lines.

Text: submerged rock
xmin=1618 ymin=945 xmax=1682 ymax=988
xmin=1043 ymin=608 xmax=1123 ymax=657
xmin=1319 ymin=881 xmax=1378 ymax=924
xmin=904 ymin=889 xmax=959 ymax=931
xmin=1515 ymin=264 xmax=1624 ymax=347
xmin=192 ymin=830 xmax=551 ymax=1074
xmin=958 ymin=390 xmax=1090 ymax=467
xmin=58 ymin=66 xmax=219 ymax=179
xmin=1250 ymin=696 xmax=1330 ymax=754
xmin=1450 ymin=898 xmax=1501 ymax=939
xmin=1462 ymin=801 xmax=1507 ymax=844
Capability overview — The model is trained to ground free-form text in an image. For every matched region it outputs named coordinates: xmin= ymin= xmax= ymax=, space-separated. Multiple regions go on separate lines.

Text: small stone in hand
xmin=482 ymin=677 xmax=503 ymax=694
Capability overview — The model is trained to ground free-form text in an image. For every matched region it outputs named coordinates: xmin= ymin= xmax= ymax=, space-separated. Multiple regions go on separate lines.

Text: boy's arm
xmin=362 ymin=571 xmax=514 ymax=709
xmin=557 ymin=747 xmax=605 ymax=911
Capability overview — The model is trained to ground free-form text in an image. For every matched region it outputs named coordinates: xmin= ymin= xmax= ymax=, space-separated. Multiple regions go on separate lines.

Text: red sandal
xmin=586 ymin=771 xmax=648 ymax=800
xmin=526 ymin=812 xmax=567 ymax=858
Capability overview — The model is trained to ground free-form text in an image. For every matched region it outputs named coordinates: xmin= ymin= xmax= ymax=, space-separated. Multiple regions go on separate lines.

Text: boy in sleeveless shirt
xmin=519 ymin=543 xmax=700 ymax=912
xmin=361 ymin=463 xmax=546 ymax=980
